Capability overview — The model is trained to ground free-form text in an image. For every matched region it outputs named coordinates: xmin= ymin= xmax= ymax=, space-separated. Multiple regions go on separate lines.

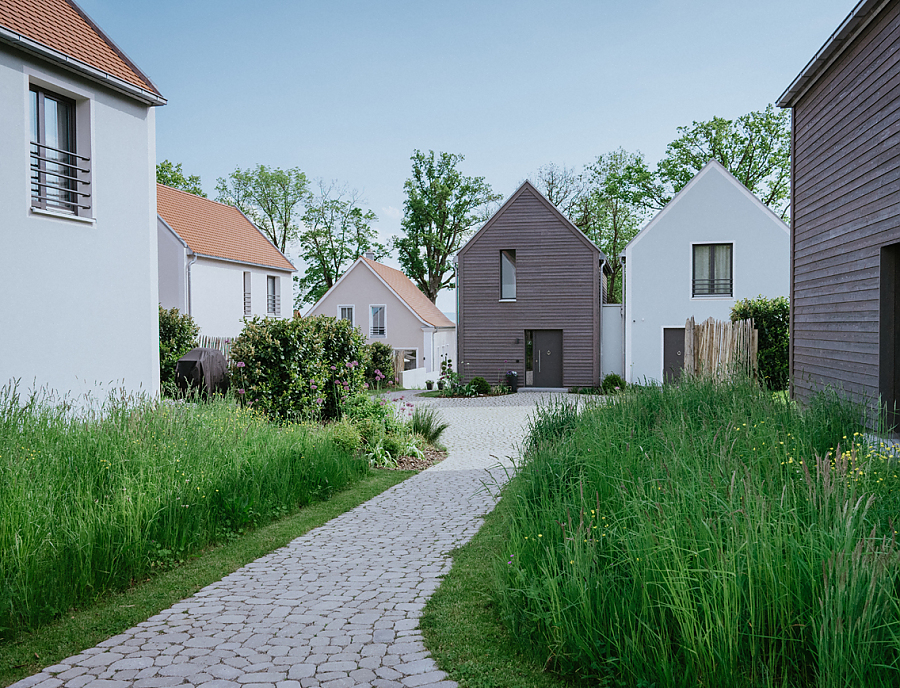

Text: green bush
xmin=158 ymin=306 xmax=199 ymax=390
xmin=325 ymin=418 xmax=362 ymax=456
xmin=364 ymin=341 xmax=395 ymax=387
xmin=601 ymin=373 xmax=627 ymax=394
xmin=731 ymin=295 xmax=789 ymax=391
xmin=410 ymin=406 xmax=449 ymax=445
xmin=229 ymin=315 xmax=365 ymax=422
xmin=470 ymin=376 xmax=491 ymax=395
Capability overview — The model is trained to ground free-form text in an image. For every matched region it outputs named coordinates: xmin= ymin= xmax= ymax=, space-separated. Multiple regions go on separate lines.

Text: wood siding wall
xmin=458 ymin=188 xmax=600 ymax=386
xmin=792 ymin=1 xmax=900 ymax=410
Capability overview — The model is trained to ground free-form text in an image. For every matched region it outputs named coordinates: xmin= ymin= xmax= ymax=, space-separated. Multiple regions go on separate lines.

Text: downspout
xmin=453 ymin=254 xmax=460 ymax=374
xmin=599 ymin=257 xmax=606 ymax=384
xmin=619 ymin=254 xmax=626 ymax=380
xmin=186 ymin=252 xmax=197 ymax=316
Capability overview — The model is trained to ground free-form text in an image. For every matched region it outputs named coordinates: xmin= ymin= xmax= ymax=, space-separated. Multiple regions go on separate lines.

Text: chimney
xmin=364 ymin=251 xmax=375 ymax=260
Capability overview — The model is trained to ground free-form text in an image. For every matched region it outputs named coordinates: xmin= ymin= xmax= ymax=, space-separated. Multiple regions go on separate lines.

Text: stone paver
xmin=14 ymin=392 xmax=568 ymax=688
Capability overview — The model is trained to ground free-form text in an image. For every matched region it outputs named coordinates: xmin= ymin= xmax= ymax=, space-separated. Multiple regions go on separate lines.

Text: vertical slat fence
xmin=684 ymin=317 xmax=758 ymax=381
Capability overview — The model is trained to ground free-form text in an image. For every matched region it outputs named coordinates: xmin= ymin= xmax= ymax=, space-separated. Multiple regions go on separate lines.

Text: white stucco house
xmin=621 ymin=160 xmax=790 ymax=384
xmin=157 ymin=184 xmax=297 ymax=338
xmin=305 ymin=255 xmax=456 ymax=388
xmin=0 ymin=0 xmax=166 ymax=399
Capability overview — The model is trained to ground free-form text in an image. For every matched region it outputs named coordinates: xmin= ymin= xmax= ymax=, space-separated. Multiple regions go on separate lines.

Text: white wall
xmin=623 ymin=163 xmax=790 ymax=384
xmin=190 ymin=258 xmax=292 ymax=338
xmin=0 ymin=46 xmax=160 ymax=400
xmin=157 ymin=218 xmax=187 ymax=312
xmin=601 ymin=304 xmax=624 ymax=377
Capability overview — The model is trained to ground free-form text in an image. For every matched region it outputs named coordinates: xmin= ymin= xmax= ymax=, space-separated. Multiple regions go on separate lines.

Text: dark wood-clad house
xmin=456 ymin=181 xmax=611 ymax=388
xmin=778 ymin=0 xmax=900 ymax=423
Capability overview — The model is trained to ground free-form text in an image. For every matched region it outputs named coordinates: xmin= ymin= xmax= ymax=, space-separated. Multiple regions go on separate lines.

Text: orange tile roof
xmin=0 ymin=0 xmax=160 ymax=95
xmin=362 ymin=258 xmax=455 ymax=328
xmin=157 ymin=184 xmax=296 ymax=272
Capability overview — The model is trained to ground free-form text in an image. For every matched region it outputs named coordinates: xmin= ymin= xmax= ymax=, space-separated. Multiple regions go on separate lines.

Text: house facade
xmin=778 ymin=0 xmax=900 ymax=422
xmin=457 ymin=181 xmax=610 ymax=388
xmin=305 ymin=255 xmax=456 ymax=385
xmin=621 ymin=161 xmax=790 ymax=384
xmin=0 ymin=0 xmax=166 ymax=398
xmin=157 ymin=184 xmax=296 ymax=338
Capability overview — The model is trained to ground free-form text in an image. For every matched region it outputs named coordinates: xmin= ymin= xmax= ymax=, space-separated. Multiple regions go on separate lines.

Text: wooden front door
xmin=532 ymin=330 xmax=563 ymax=387
xmin=663 ymin=327 xmax=685 ymax=383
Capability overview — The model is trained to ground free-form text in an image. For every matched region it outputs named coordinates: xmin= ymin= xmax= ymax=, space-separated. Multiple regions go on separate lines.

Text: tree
xmin=394 ymin=150 xmax=501 ymax=303
xmin=632 ymin=105 xmax=791 ymax=219
xmin=294 ymin=180 xmax=385 ymax=307
xmin=215 ymin=165 xmax=309 ymax=253
xmin=530 ymin=162 xmax=584 ymax=218
xmin=156 ymin=160 xmax=205 ymax=197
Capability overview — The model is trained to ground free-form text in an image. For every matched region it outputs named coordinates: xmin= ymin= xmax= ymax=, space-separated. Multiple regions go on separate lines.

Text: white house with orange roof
xmin=305 ymin=255 xmax=456 ymax=388
xmin=0 ymin=0 xmax=166 ymax=398
xmin=157 ymin=184 xmax=297 ymax=339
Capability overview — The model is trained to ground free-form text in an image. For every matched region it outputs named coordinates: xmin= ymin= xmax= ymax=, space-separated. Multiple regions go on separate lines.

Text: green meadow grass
xmin=495 ymin=378 xmax=900 ymax=687
xmin=0 ymin=387 xmax=368 ymax=639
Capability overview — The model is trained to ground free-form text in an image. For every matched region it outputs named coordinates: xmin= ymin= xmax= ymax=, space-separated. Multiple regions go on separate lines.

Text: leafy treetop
xmin=156 ymin=160 xmax=205 ymax=197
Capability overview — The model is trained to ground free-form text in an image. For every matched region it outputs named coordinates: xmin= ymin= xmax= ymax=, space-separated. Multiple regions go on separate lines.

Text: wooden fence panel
xmin=684 ymin=317 xmax=758 ymax=380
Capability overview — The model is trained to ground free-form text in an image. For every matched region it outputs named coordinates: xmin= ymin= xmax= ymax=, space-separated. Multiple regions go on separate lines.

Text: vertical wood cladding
xmin=457 ymin=185 xmax=600 ymax=387
xmin=791 ymin=2 xmax=900 ymax=410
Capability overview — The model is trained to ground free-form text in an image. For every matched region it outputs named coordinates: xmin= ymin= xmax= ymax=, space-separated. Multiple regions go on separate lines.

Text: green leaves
xmin=394 ymin=150 xmax=502 ymax=303
xmin=156 ymin=160 xmax=205 ymax=197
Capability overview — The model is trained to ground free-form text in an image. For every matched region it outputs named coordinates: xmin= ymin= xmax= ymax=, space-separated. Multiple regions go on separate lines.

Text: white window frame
xmin=500 ymin=249 xmax=516 ymax=301
xmin=25 ymin=70 xmax=94 ymax=223
xmin=690 ymin=241 xmax=735 ymax=300
xmin=337 ymin=304 xmax=355 ymax=327
xmin=369 ymin=304 xmax=386 ymax=337
xmin=267 ymin=275 xmax=280 ymax=316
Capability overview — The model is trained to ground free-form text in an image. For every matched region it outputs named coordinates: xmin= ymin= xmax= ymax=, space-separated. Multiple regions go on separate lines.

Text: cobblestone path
xmin=14 ymin=393 xmax=564 ymax=688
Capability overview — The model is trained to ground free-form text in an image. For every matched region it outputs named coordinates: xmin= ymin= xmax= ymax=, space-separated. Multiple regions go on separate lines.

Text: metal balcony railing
xmin=30 ymin=141 xmax=91 ymax=214
xmin=244 ymin=292 xmax=252 ymax=316
xmin=692 ymin=278 xmax=733 ymax=297
xmin=267 ymin=294 xmax=280 ymax=316
xmin=370 ymin=325 xmax=386 ymax=337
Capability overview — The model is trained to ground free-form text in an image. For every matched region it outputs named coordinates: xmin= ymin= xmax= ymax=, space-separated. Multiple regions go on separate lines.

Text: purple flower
xmin=237 ymin=389 xmax=245 ymax=395
xmin=330 ymin=365 xmax=336 ymax=370
xmin=316 ymin=397 xmax=324 ymax=404
xmin=363 ymin=383 xmax=369 ymax=389
xmin=310 ymin=384 xmax=317 ymax=390
xmin=345 ymin=362 xmax=352 ymax=368
xmin=236 ymin=361 xmax=246 ymax=368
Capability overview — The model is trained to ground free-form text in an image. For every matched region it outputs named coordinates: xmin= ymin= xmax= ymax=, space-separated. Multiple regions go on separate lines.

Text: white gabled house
xmin=305 ymin=255 xmax=456 ymax=388
xmin=157 ymin=184 xmax=297 ymax=338
xmin=0 ymin=0 xmax=166 ymax=398
xmin=620 ymin=160 xmax=790 ymax=384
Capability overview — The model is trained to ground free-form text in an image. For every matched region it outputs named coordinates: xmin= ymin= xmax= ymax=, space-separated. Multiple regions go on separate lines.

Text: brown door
xmin=533 ymin=330 xmax=563 ymax=387
xmin=663 ymin=328 xmax=685 ymax=383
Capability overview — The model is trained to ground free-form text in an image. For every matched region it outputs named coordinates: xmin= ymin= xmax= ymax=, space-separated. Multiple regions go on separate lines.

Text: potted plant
xmin=505 ymin=369 xmax=519 ymax=392
xmin=425 ymin=379 xmax=434 ymax=390
xmin=437 ymin=379 xmax=445 ymax=390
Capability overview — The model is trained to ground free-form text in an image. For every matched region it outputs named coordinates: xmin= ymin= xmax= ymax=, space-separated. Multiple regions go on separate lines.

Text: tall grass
xmin=0 ymin=386 xmax=367 ymax=639
xmin=497 ymin=377 xmax=900 ymax=687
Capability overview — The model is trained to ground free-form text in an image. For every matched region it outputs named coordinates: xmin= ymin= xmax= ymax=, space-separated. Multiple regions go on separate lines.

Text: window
xmin=267 ymin=276 xmax=280 ymax=316
xmin=243 ymin=272 xmax=252 ymax=316
xmin=500 ymin=250 xmax=516 ymax=300
xmin=30 ymin=85 xmax=90 ymax=215
xmin=338 ymin=305 xmax=354 ymax=327
xmin=370 ymin=305 xmax=386 ymax=337
xmin=692 ymin=243 xmax=733 ymax=297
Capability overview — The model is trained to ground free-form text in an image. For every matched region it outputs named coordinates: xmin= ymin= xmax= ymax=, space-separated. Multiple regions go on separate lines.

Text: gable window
xmin=500 ymin=249 xmax=516 ymax=300
xmin=338 ymin=305 xmax=354 ymax=327
xmin=693 ymin=243 xmax=733 ymax=297
xmin=370 ymin=305 xmax=386 ymax=337
xmin=30 ymin=85 xmax=90 ymax=215
xmin=267 ymin=276 xmax=280 ymax=316
xmin=243 ymin=272 xmax=252 ymax=316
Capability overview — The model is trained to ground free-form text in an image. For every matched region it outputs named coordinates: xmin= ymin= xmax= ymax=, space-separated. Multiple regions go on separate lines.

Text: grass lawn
xmin=0 ymin=469 xmax=414 ymax=688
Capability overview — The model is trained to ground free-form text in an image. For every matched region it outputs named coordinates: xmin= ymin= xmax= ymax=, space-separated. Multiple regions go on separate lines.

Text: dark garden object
xmin=506 ymin=370 xmax=519 ymax=392
xmin=175 ymin=347 xmax=229 ymax=397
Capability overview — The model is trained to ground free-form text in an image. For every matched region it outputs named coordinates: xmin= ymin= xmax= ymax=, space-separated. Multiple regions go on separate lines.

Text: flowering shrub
xmin=158 ymin=306 xmax=199 ymax=391
xmin=229 ymin=315 xmax=366 ymax=422
xmin=364 ymin=341 xmax=395 ymax=387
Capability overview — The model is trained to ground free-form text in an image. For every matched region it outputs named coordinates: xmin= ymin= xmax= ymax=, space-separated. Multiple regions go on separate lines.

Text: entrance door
xmin=663 ymin=327 xmax=685 ymax=383
xmin=880 ymin=244 xmax=900 ymax=433
xmin=532 ymin=330 xmax=563 ymax=387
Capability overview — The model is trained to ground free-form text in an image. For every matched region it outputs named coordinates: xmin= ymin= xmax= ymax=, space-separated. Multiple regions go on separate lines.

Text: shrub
xmin=731 ymin=295 xmax=789 ymax=391
xmin=229 ymin=315 xmax=365 ymax=422
xmin=364 ymin=341 xmax=395 ymax=387
xmin=601 ymin=372 xmax=627 ymax=394
xmin=410 ymin=406 xmax=449 ymax=445
xmin=325 ymin=418 xmax=362 ymax=456
xmin=470 ymin=376 xmax=491 ymax=395
xmin=158 ymin=306 xmax=199 ymax=390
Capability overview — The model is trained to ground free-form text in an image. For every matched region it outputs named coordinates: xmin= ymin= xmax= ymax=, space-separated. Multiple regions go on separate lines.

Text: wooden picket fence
xmin=197 ymin=334 xmax=235 ymax=362
xmin=684 ymin=316 xmax=758 ymax=381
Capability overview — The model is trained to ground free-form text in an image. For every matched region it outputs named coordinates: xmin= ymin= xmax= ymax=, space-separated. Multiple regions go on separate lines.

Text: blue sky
xmin=81 ymin=0 xmax=853 ymax=311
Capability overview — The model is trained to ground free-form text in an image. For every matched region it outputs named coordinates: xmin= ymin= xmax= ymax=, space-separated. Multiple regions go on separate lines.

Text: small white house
xmin=157 ymin=184 xmax=297 ymax=338
xmin=306 ymin=255 xmax=456 ymax=388
xmin=621 ymin=160 xmax=790 ymax=384
xmin=0 ymin=0 xmax=166 ymax=399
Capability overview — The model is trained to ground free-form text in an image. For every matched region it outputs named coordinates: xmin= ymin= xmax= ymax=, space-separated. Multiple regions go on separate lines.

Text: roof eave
xmin=0 ymin=25 xmax=166 ymax=106
xmin=777 ymin=0 xmax=887 ymax=108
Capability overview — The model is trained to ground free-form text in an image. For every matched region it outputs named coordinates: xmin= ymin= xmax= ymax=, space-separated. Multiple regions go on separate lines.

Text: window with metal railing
xmin=692 ymin=243 xmax=733 ymax=297
xmin=30 ymin=86 xmax=90 ymax=215
xmin=267 ymin=276 xmax=280 ymax=316
xmin=370 ymin=305 xmax=386 ymax=337
xmin=243 ymin=272 xmax=252 ymax=316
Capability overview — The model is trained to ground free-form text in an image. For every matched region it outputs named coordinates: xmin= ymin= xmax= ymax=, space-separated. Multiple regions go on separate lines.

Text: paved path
xmin=14 ymin=393 xmax=565 ymax=688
